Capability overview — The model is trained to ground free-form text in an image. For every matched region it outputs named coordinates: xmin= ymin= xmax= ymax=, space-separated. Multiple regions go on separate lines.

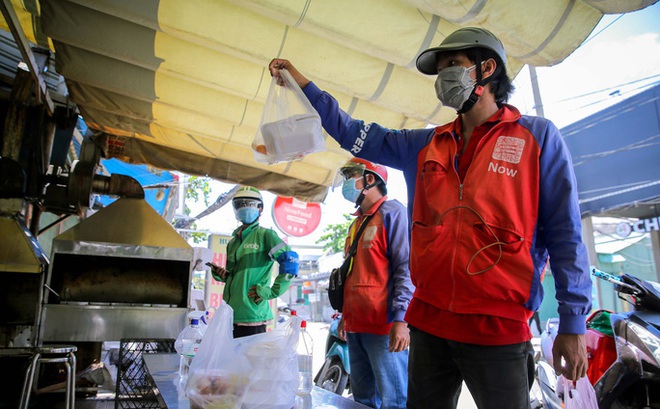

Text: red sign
xmin=272 ymin=196 xmax=322 ymax=237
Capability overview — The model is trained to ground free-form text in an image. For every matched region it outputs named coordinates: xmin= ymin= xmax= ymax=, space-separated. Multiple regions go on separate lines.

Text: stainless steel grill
xmin=0 ymin=215 xmax=49 ymax=347
xmin=40 ymin=197 xmax=193 ymax=343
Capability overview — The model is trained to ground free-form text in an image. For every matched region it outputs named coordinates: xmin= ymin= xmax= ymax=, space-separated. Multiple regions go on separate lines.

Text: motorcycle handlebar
xmin=591 ymin=268 xmax=640 ymax=295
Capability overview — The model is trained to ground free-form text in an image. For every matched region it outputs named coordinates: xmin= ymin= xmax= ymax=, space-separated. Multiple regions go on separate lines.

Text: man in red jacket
xmin=269 ymin=26 xmax=591 ymax=409
xmin=335 ymin=157 xmax=414 ymax=409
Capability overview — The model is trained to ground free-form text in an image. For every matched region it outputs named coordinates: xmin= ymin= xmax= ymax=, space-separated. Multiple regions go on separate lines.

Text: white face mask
xmin=434 ymin=65 xmax=476 ymax=111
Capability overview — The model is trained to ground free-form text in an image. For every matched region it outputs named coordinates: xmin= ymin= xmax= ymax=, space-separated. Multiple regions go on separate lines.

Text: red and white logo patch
xmin=492 ymin=136 xmax=525 ymax=164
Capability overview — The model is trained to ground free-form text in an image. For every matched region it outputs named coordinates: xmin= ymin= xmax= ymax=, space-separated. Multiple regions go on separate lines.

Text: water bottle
xmin=174 ymin=318 xmax=204 ymax=383
xmin=296 ymin=320 xmax=313 ymax=395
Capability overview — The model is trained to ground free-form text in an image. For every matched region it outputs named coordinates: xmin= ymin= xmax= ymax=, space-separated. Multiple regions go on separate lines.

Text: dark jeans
xmin=408 ymin=327 xmax=534 ymax=409
xmin=233 ymin=324 xmax=267 ymax=338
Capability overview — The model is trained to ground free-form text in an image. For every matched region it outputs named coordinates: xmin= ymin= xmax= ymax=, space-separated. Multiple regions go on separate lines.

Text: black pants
xmin=233 ymin=324 xmax=267 ymax=338
xmin=407 ymin=327 xmax=534 ymax=409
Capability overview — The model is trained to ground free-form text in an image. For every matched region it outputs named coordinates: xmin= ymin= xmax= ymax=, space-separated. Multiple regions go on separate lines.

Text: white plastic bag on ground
xmin=253 ymin=68 xmax=324 ymax=164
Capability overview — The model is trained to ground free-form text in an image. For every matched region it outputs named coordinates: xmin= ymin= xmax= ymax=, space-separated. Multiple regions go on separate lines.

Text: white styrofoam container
xmin=260 ymin=113 xmax=324 ymax=160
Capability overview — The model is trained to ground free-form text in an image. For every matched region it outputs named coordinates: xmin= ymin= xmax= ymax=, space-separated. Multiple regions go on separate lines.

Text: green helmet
xmin=234 ymin=185 xmax=263 ymax=201
xmin=416 ymin=27 xmax=507 ymax=75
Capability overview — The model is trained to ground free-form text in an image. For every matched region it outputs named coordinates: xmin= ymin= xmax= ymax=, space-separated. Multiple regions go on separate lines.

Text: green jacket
xmin=213 ymin=221 xmax=293 ymax=323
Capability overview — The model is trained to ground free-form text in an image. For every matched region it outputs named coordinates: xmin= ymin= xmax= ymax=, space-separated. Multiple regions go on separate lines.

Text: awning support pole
xmin=0 ymin=0 xmax=54 ymax=114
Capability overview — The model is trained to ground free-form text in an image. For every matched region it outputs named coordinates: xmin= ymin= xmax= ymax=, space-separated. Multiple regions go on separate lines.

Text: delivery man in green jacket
xmin=209 ymin=186 xmax=299 ymax=338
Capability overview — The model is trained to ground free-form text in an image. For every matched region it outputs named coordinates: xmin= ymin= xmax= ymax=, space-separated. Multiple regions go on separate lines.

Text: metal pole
xmin=0 ymin=0 xmax=53 ymax=113
xmin=528 ymin=65 xmax=545 ymax=118
xmin=581 ymin=217 xmax=601 ymax=309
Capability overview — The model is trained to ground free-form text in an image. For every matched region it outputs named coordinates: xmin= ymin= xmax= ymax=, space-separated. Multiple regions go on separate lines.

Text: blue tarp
xmin=76 ymin=118 xmax=176 ymax=216
xmin=97 ymin=158 xmax=176 ymax=215
xmin=561 ymin=84 xmax=660 ymax=219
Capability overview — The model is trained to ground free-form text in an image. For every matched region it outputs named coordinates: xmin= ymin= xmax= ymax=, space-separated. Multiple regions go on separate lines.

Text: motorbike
xmin=313 ymin=313 xmax=351 ymax=395
xmin=536 ymin=268 xmax=660 ymax=408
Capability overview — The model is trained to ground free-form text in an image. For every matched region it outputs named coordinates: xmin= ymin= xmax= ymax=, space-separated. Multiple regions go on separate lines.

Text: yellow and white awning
xmin=1 ymin=0 xmax=656 ymax=201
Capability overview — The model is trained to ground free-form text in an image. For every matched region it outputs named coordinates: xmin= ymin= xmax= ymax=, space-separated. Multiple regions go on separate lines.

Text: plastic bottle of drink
xmin=296 ymin=320 xmax=313 ymax=395
xmin=174 ymin=318 xmax=204 ymax=383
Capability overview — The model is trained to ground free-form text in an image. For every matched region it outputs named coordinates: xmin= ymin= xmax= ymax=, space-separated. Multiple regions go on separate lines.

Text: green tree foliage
xmin=183 ymin=176 xmax=211 ymax=244
xmin=315 ymin=214 xmax=353 ymax=254
xmin=185 ymin=176 xmax=212 ymax=209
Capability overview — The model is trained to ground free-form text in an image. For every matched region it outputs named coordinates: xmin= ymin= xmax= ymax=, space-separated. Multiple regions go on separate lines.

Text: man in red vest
xmin=268 ymin=26 xmax=591 ymax=409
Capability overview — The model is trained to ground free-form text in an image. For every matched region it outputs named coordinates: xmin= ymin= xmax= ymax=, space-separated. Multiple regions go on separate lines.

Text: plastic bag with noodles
xmin=185 ymin=302 xmax=254 ymax=409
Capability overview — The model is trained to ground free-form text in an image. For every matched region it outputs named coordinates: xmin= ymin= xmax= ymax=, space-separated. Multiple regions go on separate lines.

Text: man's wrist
xmin=558 ymin=313 xmax=588 ymax=334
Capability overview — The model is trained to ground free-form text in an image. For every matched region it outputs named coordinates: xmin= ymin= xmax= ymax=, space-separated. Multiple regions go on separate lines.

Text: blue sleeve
xmin=277 ymin=251 xmax=299 ymax=277
xmin=381 ymin=200 xmax=415 ymax=323
xmin=303 ymin=82 xmax=432 ymax=172
xmin=254 ymin=229 xmax=295 ymax=300
xmin=261 ymin=228 xmax=299 ymax=275
xmin=532 ymin=117 xmax=592 ymax=334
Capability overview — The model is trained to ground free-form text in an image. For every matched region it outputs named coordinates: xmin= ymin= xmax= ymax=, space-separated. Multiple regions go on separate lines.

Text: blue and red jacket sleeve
xmin=525 ymin=116 xmax=592 ymax=334
xmin=381 ymin=200 xmax=414 ymax=322
xmin=303 ymin=81 xmax=433 ymax=222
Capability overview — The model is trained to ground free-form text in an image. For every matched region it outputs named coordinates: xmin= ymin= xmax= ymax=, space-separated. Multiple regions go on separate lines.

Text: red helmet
xmin=340 ymin=157 xmax=388 ymax=184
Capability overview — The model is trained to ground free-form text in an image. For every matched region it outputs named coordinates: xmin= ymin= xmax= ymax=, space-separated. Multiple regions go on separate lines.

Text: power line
xmin=572 ymin=133 xmax=660 ymax=166
xmin=572 ymin=81 xmax=659 ymax=113
xmin=580 ymin=14 xmax=625 ymax=47
xmin=547 ymin=75 xmax=660 ymax=105
xmin=579 ymin=180 xmax=660 ymax=204
xmin=581 ymin=179 xmax=659 ymax=196
xmin=560 ymin=92 xmax=660 ymax=138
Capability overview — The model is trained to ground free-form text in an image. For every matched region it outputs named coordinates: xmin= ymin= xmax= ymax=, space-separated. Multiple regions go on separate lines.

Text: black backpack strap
xmin=346 ymin=215 xmax=372 ymax=258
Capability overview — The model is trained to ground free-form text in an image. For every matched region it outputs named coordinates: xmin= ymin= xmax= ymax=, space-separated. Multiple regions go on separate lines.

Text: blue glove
xmin=278 ymin=251 xmax=299 ymax=277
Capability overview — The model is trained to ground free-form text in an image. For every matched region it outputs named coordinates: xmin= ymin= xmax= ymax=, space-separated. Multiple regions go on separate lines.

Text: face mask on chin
xmin=341 ymin=177 xmax=363 ymax=204
xmin=235 ymin=207 xmax=260 ymax=224
xmin=434 ymin=65 xmax=477 ymax=111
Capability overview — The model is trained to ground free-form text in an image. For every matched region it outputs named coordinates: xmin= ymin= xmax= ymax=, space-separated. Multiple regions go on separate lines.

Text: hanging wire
xmin=547 ymin=74 xmax=660 ymax=106
xmin=572 ymin=132 xmax=660 ymax=166
xmin=580 ymin=14 xmax=625 ymax=47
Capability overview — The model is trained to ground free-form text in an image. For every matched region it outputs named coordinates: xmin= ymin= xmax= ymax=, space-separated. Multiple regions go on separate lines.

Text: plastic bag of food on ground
xmin=252 ymin=68 xmax=324 ymax=165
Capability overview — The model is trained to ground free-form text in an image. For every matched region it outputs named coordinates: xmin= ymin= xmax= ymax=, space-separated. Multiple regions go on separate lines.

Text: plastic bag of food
xmin=186 ymin=302 xmax=253 ymax=409
xmin=239 ymin=314 xmax=301 ymax=409
xmin=252 ymin=68 xmax=324 ymax=164
xmin=186 ymin=302 xmax=302 ymax=409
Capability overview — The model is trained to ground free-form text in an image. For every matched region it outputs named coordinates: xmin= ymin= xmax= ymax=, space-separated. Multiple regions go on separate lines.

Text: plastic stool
xmin=19 ymin=345 xmax=77 ymax=409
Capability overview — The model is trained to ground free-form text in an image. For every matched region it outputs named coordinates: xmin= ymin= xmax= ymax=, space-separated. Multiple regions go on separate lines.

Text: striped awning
xmin=1 ymin=0 xmax=656 ymax=201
